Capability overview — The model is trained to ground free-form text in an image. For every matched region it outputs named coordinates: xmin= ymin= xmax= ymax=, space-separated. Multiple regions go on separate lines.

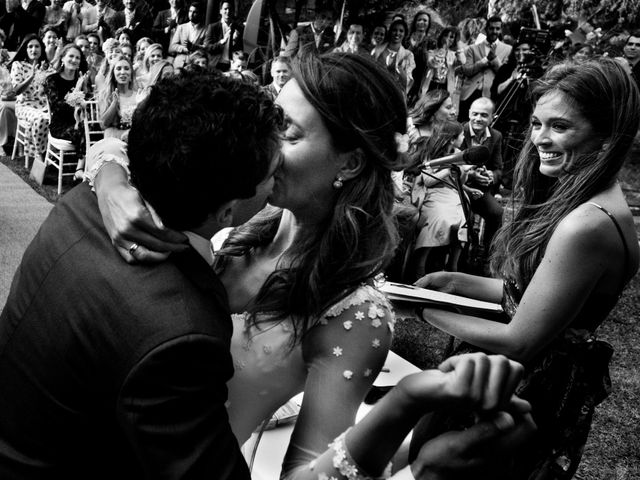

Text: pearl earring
xmin=332 ymin=175 xmax=344 ymax=189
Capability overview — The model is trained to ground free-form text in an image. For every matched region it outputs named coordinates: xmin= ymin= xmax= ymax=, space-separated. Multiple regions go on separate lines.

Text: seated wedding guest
xmin=370 ymin=24 xmax=386 ymax=49
xmin=372 ymin=19 xmax=415 ymax=97
xmin=94 ymin=38 xmax=121 ymax=91
xmin=204 ymin=1 xmax=243 ymax=71
xmin=409 ymin=120 xmax=470 ymax=277
xmin=41 ymin=0 xmax=68 ymax=38
xmin=44 ymin=43 xmax=88 ymax=178
xmin=120 ymin=43 xmax=133 ymax=62
xmin=0 ymin=29 xmax=16 ymax=155
xmin=333 ymin=21 xmax=368 ymax=55
xmin=153 ymin=0 xmax=187 ymax=51
xmin=85 ymin=32 xmax=104 ymax=80
xmin=416 ymin=58 xmax=640 ymax=480
xmin=136 ymin=57 xmax=172 ymax=99
xmin=460 ymin=96 xmax=503 ymax=253
xmin=168 ymin=1 xmax=206 ymax=68
xmin=409 ymin=120 xmax=467 ymax=280
xmin=409 ymin=88 xmax=456 ymax=140
xmin=83 ymin=52 xmax=536 ymax=480
xmin=74 ymin=33 xmax=90 ymax=57
xmin=135 ymin=41 xmax=162 ymax=86
xmin=262 ymin=55 xmax=290 ymax=100
xmin=41 ymin=27 xmax=62 ymax=66
xmin=183 ymin=47 xmax=208 ymax=70
xmin=9 ymin=34 xmax=49 ymax=165
xmin=131 ymin=36 xmax=150 ymax=74
xmin=63 ymin=0 xmax=98 ymax=42
xmin=224 ymin=50 xmax=258 ymax=84
xmin=98 ymin=55 xmax=137 ymax=140
xmin=114 ymin=26 xmax=133 ymax=47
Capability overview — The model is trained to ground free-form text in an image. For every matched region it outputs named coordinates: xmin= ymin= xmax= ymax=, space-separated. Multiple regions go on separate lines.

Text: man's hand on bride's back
xmin=94 ymin=163 xmax=188 ymax=264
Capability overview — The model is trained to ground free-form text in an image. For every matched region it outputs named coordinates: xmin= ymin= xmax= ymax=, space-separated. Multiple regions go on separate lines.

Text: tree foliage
xmin=352 ymin=0 xmax=639 ymax=30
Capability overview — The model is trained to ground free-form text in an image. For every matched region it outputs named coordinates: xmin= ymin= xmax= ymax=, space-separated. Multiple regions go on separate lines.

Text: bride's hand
xmin=397 ymin=353 xmax=529 ymax=414
xmin=94 ymin=163 xmax=188 ymax=264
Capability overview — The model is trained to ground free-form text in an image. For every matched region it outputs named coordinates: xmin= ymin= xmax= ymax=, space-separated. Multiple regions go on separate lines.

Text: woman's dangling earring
xmin=333 ymin=175 xmax=344 ymax=189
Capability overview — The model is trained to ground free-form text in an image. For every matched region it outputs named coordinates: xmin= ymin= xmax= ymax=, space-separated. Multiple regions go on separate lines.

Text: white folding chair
xmin=83 ymin=99 xmax=104 ymax=150
xmin=44 ymin=132 xmax=79 ymax=194
xmin=11 ymin=118 xmax=30 ymax=168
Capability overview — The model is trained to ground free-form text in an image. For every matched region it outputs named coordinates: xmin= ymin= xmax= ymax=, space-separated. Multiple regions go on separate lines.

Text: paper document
xmin=380 ymin=281 xmax=503 ymax=314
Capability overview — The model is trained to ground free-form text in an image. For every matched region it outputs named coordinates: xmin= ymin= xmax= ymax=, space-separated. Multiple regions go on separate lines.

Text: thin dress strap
xmin=587 ymin=201 xmax=631 ymax=291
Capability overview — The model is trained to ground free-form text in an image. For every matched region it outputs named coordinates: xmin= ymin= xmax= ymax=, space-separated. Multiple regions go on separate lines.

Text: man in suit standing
xmin=461 ymin=96 xmax=504 ymax=254
xmin=112 ymin=0 xmax=153 ymax=43
xmin=62 ymin=0 xmax=98 ymax=41
xmin=204 ymin=0 xmax=243 ymax=71
xmin=458 ymin=16 xmax=511 ymax=122
xmin=0 ymin=72 xmax=282 ymax=479
xmin=283 ymin=7 xmax=335 ymax=57
xmin=168 ymin=1 xmax=205 ymax=68
xmin=152 ymin=0 xmax=187 ymax=51
xmin=1 ymin=0 xmax=37 ymax=49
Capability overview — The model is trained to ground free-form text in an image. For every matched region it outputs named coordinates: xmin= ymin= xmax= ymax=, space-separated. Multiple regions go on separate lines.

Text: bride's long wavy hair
xmin=219 ymin=52 xmax=408 ymax=344
xmin=490 ymin=58 xmax=640 ymax=289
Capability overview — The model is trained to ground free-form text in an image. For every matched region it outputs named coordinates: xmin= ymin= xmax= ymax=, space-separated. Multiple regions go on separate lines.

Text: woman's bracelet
xmin=329 ymin=428 xmax=392 ymax=480
xmin=83 ymin=152 xmax=131 ymax=189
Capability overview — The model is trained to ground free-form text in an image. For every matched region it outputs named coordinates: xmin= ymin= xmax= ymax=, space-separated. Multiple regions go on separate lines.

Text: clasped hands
xmin=468 ymin=166 xmax=493 ymax=187
xmin=400 ymin=353 xmax=535 ymax=479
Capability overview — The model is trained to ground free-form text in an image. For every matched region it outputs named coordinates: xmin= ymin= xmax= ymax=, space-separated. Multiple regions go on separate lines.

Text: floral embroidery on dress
xmin=324 ymin=285 xmax=392 ymax=320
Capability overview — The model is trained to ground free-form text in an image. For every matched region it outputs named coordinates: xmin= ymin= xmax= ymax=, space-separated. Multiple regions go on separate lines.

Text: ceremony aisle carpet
xmin=0 ymin=162 xmax=53 ymax=307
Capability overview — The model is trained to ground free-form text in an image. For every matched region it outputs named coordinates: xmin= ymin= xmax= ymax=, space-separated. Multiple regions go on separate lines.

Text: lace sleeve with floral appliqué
xmin=280 ymin=285 xmax=395 ymax=480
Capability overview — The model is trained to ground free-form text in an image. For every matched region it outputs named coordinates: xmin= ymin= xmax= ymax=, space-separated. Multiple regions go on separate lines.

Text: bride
xmin=87 ymin=54 xmax=532 ymax=478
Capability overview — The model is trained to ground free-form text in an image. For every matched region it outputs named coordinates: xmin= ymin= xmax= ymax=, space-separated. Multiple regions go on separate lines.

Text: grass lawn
xmin=2 ymin=153 xmax=639 ymax=479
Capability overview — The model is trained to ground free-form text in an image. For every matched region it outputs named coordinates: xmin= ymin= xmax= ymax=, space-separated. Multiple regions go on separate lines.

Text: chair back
xmin=84 ymin=99 xmax=104 ymax=149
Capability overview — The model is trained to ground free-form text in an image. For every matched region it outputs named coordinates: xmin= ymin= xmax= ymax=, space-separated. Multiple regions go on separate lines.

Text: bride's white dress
xmin=225 ymin=284 xmax=395 ymax=477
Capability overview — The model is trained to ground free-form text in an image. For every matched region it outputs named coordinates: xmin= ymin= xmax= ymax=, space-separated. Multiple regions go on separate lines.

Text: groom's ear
xmin=215 ymin=200 xmax=236 ymax=228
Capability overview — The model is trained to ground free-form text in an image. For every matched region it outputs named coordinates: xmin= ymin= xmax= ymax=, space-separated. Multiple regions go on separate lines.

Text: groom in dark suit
xmin=0 ymin=72 xmax=282 ymax=479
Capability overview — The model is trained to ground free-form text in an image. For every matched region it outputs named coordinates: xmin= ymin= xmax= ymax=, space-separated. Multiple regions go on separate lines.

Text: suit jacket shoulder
xmin=0 ymin=183 xmax=249 ymax=479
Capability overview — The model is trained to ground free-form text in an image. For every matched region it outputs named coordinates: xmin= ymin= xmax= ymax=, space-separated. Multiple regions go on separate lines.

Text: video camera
xmin=518 ymin=27 xmax=552 ymax=56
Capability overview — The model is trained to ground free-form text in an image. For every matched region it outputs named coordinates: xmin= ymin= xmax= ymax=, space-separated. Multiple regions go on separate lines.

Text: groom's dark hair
xmin=127 ymin=71 xmax=283 ymax=230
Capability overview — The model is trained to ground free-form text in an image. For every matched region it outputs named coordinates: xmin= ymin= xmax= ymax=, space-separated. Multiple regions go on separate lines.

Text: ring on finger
xmin=128 ymin=243 xmax=140 ymax=255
